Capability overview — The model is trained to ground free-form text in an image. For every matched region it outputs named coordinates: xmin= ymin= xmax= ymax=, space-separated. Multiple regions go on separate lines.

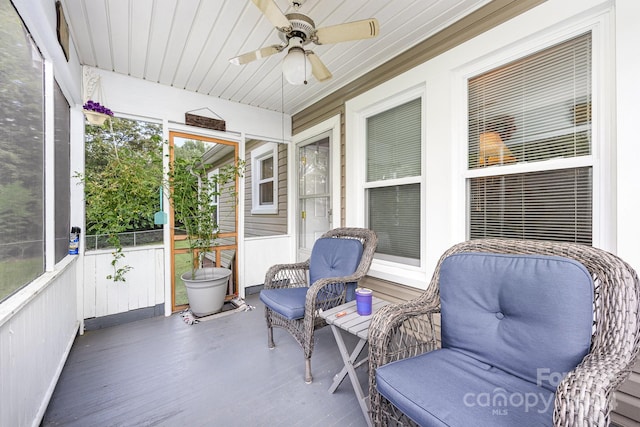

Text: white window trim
xmin=207 ymin=168 xmax=220 ymax=230
xmin=346 ymin=85 xmax=428 ymax=288
xmin=450 ymin=8 xmax=615 ymax=251
xmin=251 ymin=143 xmax=278 ymax=215
xmin=291 ymin=114 xmax=341 ymax=261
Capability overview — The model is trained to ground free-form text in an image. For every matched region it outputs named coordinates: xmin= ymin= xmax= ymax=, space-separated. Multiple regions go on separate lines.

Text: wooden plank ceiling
xmin=62 ymin=0 xmax=490 ymax=115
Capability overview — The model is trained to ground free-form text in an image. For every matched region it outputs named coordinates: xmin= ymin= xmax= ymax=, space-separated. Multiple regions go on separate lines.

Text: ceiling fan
xmin=229 ymin=0 xmax=379 ymax=85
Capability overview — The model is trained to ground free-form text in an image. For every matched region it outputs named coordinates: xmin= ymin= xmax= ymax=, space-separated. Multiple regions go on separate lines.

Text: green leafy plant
xmin=167 ymin=148 xmax=244 ymax=280
xmin=79 ymin=118 xmax=163 ymax=281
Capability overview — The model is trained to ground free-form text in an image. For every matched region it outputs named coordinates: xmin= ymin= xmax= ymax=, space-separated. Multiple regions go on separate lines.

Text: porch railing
xmin=85 ymin=229 xmax=163 ymax=250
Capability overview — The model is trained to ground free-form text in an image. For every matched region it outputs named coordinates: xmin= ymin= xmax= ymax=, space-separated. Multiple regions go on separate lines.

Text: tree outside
xmin=81 ymin=117 xmax=163 ymax=281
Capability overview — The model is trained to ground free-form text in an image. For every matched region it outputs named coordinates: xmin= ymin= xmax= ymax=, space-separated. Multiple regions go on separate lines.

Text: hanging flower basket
xmin=83 ymin=100 xmax=113 ymax=126
xmin=83 ymin=110 xmax=110 ymax=126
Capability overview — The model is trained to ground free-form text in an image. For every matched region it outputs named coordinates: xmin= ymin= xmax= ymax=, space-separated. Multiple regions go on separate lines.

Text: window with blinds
xmin=366 ymin=97 xmax=421 ymax=265
xmin=467 ymin=32 xmax=592 ymax=244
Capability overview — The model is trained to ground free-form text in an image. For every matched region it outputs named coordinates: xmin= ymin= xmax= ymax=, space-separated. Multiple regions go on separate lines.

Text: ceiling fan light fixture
xmin=282 ymin=46 xmax=311 ymax=85
xmin=233 ymin=0 xmax=380 ymax=84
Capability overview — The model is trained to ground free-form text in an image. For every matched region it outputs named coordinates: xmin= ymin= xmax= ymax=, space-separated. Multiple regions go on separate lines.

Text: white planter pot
xmin=181 ymin=267 xmax=232 ymax=316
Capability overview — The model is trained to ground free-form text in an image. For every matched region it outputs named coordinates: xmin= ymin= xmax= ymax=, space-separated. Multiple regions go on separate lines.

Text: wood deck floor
xmin=42 ymin=294 xmax=370 ymax=427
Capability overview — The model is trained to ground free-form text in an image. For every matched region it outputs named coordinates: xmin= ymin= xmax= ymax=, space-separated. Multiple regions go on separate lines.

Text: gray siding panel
xmin=244 ymin=140 xmax=288 ymax=237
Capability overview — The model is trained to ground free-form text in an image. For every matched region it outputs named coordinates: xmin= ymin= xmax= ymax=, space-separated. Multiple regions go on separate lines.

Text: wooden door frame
xmin=168 ymin=130 xmax=240 ymax=313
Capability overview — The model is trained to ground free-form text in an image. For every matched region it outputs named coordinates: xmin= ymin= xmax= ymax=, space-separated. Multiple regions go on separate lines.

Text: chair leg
xmin=305 ymin=358 xmax=313 ymax=384
xmin=267 ymin=326 xmax=275 ymax=349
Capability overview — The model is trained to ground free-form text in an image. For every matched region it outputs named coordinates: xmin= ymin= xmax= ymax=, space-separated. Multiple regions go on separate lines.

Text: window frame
xmin=452 ymin=15 xmax=614 ymax=251
xmin=251 ymin=143 xmax=278 ymax=215
xmin=365 ymin=97 xmax=423 ymax=266
xmin=207 ymin=168 xmax=220 ymax=230
xmin=346 ymin=85 xmax=427 ymax=286
xmin=53 ymin=80 xmax=71 ymax=263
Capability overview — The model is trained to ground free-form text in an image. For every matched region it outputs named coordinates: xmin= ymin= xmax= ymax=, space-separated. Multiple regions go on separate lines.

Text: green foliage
xmin=79 ymin=117 xmax=163 ymax=281
xmin=0 ymin=181 xmax=36 ymax=242
xmin=0 ymin=0 xmax=45 ymax=267
xmin=0 ymin=257 xmax=42 ymax=302
xmin=168 ymin=148 xmax=244 ymax=280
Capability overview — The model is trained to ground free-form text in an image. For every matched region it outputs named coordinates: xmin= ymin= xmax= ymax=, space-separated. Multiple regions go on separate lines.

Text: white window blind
xmin=367 ymin=98 xmax=421 ymax=181
xmin=467 ymin=33 xmax=592 ymax=244
xmin=366 ymin=97 xmax=421 ymax=264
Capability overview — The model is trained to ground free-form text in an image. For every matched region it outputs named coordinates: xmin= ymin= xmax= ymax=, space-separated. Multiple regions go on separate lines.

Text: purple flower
xmin=83 ymin=100 xmax=114 ymax=116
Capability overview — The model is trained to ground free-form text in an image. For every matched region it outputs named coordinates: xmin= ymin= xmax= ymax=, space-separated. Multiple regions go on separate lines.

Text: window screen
xmin=0 ymin=0 xmax=45 ymax=301
xmin=54 ymin=82 xmax=70 ymax=262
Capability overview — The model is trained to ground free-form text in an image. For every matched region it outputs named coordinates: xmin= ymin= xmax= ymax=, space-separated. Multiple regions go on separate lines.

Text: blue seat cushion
xmin=376 ymin=348 xmax=555 ymax=427
xmin=440 ymin=253 xmax=593 ymax=391
xmin=260 ymin=237 xmax=364 ymax=320
xmin=260 ymin=287 xmax=308 ymax=320
xmin=309 ymin=237 xmax=363 ymax=302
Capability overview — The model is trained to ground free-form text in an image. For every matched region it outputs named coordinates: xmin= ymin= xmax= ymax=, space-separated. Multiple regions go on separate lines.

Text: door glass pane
xmin=299 ymin=137 xmax=330 ymax=252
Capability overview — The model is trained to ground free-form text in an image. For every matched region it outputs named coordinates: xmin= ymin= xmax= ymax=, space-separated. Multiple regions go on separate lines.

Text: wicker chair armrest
xmin=305 ymin=275 xmax=359 ymax=310
xmin=553 ymin=351 xmax=636 ymax=426
xmin=368 ymin=297 xmax=441 ymax=369
xmin=367 ymin=297 xmax=441 ymax=424
xmin=300 ymin=275 xmax=364 ymax=340
xmin=263 ymin=260 xmax=310 ymax=289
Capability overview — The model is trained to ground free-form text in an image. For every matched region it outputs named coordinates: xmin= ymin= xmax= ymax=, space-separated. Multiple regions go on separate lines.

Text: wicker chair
xmin=368 ymin=239 xmax=640 ymax=426
xmin=260 ymin=227 xmax=377 ymax=383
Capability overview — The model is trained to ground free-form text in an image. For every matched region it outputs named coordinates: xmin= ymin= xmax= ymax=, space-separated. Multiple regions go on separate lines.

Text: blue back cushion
xmin=309 ymin=237 xmax=363 ymax=301
xmin=440 ymin=252 xmax=593 ymax=391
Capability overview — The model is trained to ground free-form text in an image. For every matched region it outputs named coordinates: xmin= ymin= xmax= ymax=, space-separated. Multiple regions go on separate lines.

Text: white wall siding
xmin=83 ymin=246 xmax=164 ymax=319
xmin=0 ymin=258 xmax=79 ymax=427
xmin=242 ymin=235 xmax=293 ymax=290
xmin=93 ymin=67 xmax=291 ymax=142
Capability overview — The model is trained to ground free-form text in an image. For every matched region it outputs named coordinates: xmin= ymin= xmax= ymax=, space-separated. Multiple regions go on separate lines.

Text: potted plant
xmin=168 ymin=149 xmax=244 ymax=316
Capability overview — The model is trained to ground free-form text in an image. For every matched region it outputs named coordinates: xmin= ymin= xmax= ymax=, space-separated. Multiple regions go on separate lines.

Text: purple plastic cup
xmin=355 ymin=288 xmax=373 ymax=315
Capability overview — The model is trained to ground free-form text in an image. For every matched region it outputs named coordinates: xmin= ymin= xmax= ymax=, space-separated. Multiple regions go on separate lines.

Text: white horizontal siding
xmin=0 ymin=258 xmax=79 ymax=427
xmin=242 ymin=235 xmax=292 ymax=290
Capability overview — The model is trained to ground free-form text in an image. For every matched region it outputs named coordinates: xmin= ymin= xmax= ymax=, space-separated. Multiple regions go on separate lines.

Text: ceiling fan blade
xmin=307 ymin=52 xmax=332 ymax=82
xmin=252 ymin=0 xmax=291 ymax=30
xmin=229 ymin=45 xmax=283 ymax=66
xmin=314 ymin=18 xmax=379 ymax=45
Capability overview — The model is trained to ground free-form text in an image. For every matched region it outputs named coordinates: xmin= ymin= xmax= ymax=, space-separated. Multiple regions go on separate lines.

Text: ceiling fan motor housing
xmin=279 ymin=13 xmax=316 ymax=45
